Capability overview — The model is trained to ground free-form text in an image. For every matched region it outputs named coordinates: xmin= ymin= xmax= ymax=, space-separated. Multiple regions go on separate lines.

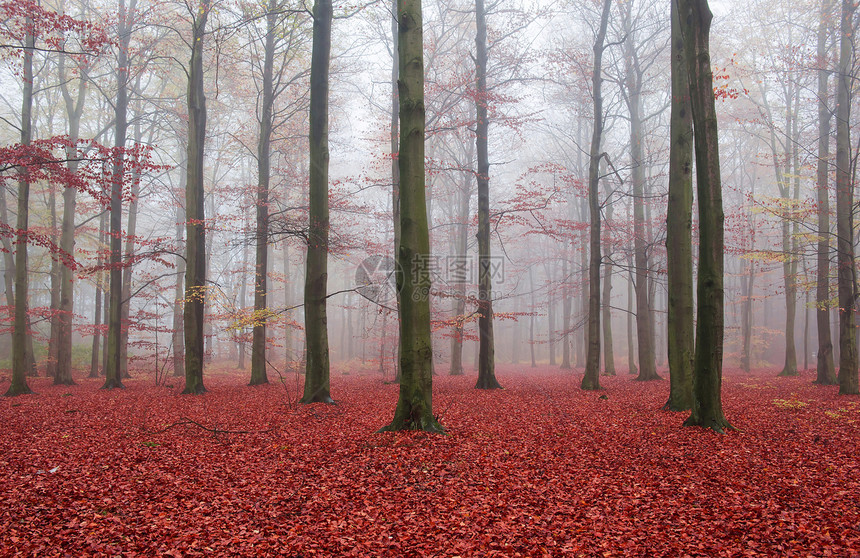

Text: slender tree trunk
xmin=250 ymin=0 xmax=278 ymax=386
xmin=119 ymin=116 xmax=142 ymax=380
xmin=836 ymin=0 xmax=858 ymax=395
xmin=816 ymin=0 xmax=837 ymax=385
xmin=7 ymin=24 xmax=36 ymax=396
xmin=664 ymin=0 xmax=694 ymax=410
xmin=90 ymin=212 xmax=107 ymax=378
xmin=173 ymin=167 xmax=186 ymax=377
xmin=804 ymin=272 xmax=810 ymax=371
xmin=741 ymin=261 xmax=755 ymax=372
xmin=238 ymin=221 xmax=248 ymax=370
xmin=0 ymin=187 xmax=13 ymax=313
xmin=680 ymin=0 xmax=731 ymax=431
xmin=625 ymin=21 xmax=658 ymax=382
xmin=182 ymin=0 xmax=210 ymax=394
xmin=390 ymin=0 xmax=402 ymax=383
xmin=582 ymin=0 xmax=612 ymax=391
xmin=103 ymin=0 xmax=136 ymax=390
xmin=380 ymin=0 xmax=442 ymax=432
xmin=601 ymin=237 xmax=615 ymax=375
xmin=578 ymin=226 xmax=588 ymax=369
xmin=55 ymin=49 xmax=88 ymax=385
xmin=450 ymin=173 xmax=469 ymax=375
xmin=529 ymin=264 xmax=536 ymax=368
xmin=47 ymin=188 xmax=61 ymax=380
xmin=561 ymin=243 xmax=571 ymax=369
xmin=302 ymin=0 xmax=333 ymax=403
xmin=283 ymin=241 xmax=293 ymax=366
xmin=627 ymin=257 xmax=637 ymax=374
xmin=474 ymin=0 xmax=500 ymax=389
xmin=548 ymin=278 xmax=556 ymax=366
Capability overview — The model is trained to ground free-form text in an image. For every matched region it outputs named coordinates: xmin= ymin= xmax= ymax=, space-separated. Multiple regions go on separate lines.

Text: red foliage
xmin=0 ymin=138 xmax=167 ymax=270
xmin=0 ymin=366 xmax=858 ymax=556
xmin=0 ymin=0 xmax=110 ymax=60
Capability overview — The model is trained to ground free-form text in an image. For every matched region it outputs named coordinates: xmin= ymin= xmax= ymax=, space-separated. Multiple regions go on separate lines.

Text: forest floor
xmin=0 ymin=364 xmax=858 ymax=557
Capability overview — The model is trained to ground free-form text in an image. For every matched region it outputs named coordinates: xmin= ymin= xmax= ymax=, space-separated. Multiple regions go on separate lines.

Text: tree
xmin=380 ymin=0 xmax=442 ymax=433
xmin=474 ymin=0 xmax=501 ymax=390
xmin=815 ymin=0 xmax=837 ymax=385
xmin=582 ymin=0 xmax=612 ymax=392
xmin=102 ymin=0 xmax=136 ymax=390
xmin=621 ymin=2 xmax=659 ymax=382
xmin=54 ymin=12 xmax=92 ymax=386
xmin=835 ymin=0 xmax=858 ymax=395
xmin=6 ymin=19 xmax=36 ymax=396
xmin=249 ymin=0 xmax=281 ymax=387
xmin=302 ymin=0 xmax=333 ymax=404
xmin=679 ymin=0 xmax=731 ymax=432
xmin=664 ymin=0 xmax=694 ymax=411
xmin=183 ymin=0 xmax=211 ymax=395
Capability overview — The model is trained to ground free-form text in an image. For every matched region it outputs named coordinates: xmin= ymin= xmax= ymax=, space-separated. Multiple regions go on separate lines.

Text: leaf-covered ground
xmin=1 ymin=365 xmax=858 ymax=557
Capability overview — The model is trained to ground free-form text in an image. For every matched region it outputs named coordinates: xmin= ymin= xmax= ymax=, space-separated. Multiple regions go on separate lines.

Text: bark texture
xmin=302 ymin=0 xmax=333 ymax=404
xmin=380 ymin=0 xmax=442 ymax=432
xmin=664 ymin=0 xmax=694 ymax=410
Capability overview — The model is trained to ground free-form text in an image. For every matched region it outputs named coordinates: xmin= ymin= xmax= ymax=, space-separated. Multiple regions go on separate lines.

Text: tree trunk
xmin=380 ymin=0 xmax=442 ymax=432
xmin=390 ymin=0 xmax=402 ymax=383
xmin=601 ymin=236 xmax=615 ymax=375
xmin=182 ymin=0 xmax=210 ymax=394
xmin=627 ymin=256 xmax=637 ymax=374
xmin=250 ymin=0 xmax=278 ymax=387
xmin=302 ymin=0 xmax=333 ymax=403
xmin=582 ymin=0 xmax=612 ymax=391
xmin=7 ymin=24 xmax=36 ymax=396
xmin=450 ymin=170 xmax=470 ymax=375
xmin=815 ymin=0 xmax=837 ymax=385
xmin=529 ymin=264 xmax=536 ymax=368
xmin=741 ymin=261 xmax=755 ymax=372
xmin=55 ymin=48 xmax=88 ymax=385
xmin=547 ymin=276 xmax=556 ymax=366
xmin=103 ymin=0 xmax=135 ymax=390
xmin=474 ymin=0 xmax=500 ymax=390
xmin=680 ymin=0 xmax=731 ymax=431
xmin=625 ymin=19 xmax=658 ymax=382
xmin=47 ymin=187 xmax=61 ymax=380
xmin=90 ymin=212 xmax=107 ymax=378
xmin=560 ymin=243 xmax=571 ymax=369
xmin=119 ymin=116 xmax=142 ymax=380
xmin=237 ymin=219 xmax=249 ymax=370
xmin=836 ymin=0 xmax=858 ymax=395
xmin=664 ymin=0 xmax=694 ymax=410
xmin=173 ymin=164 xmax=186 ymax=378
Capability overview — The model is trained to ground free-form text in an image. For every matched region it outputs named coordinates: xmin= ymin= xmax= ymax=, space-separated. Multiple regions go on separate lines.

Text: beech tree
xmin=618 ymin=0 xmax=659 ymax=382
xmin=302 ymin=0 xmax=333 ymax=404
xmin=835 ymin=0 xmax=858 ymax=395
xmin=664 ymin=0 xmax=694 ymax=411
xmin=54 ymin=8 xmax=92 ymax=386
xmin=474 ymin=0 xmax=501 ymax=390
xmin=380 ymin=0 xmax=442 ymax=433
xmin=6 ymin=17 xmax=36 ymax=396
xmin=103 ymin=0 xmax=137 ymax=390
xmin=582 ymin=0 xmax=612 ymax=391
xmin=250 ymin=0 xmax=279 ymax=387
xmin=679 ymin=0 xmax=731 ymax=432
xmin=815 ymin=0 xmax=836 ymax=385
xmin=183 ymin=0 xmax=211 ymax=395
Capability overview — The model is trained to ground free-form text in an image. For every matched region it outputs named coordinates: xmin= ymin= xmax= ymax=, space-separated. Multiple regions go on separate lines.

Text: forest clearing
xmin=1 ymin=366 xmax=858 ymax=556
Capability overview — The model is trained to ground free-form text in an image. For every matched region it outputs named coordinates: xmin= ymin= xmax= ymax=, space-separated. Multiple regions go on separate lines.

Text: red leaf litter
xmin=1 ymin=366 xmax=858 ymax=557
